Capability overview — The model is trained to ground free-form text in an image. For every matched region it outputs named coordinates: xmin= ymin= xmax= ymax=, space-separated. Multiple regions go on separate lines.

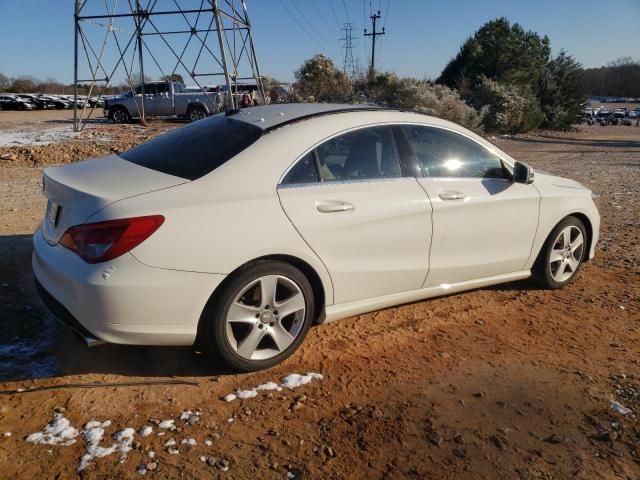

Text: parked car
xmin=17 ymin=94 xmax=52 ymax=110
xmin=33 ymin=104 xmax=600 ymax=371
xmin=622 ymin=111 xmax=638 ymax=126
xmin=596 ymin=109 xmax=611 ymax=125
xmin=103 ymin=81 xmax=222 ymax=123
xmin=612 ymin=109 xmax=626 ymax=125
xmin=0 ymin=94 xmax=37 ymax=111
xmin=38 ymin=95 xmax=70 ymax=110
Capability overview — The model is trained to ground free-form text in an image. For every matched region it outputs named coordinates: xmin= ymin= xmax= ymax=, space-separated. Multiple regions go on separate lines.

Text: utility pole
xmin=364 ymin=10 xmax=385 ymax=81
xmin=340 ymin=23 xmax=357 ymax=79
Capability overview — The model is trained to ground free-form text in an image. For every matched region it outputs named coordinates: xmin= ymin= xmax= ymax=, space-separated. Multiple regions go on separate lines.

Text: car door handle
xmin=439 ymin=190 xmax=467 ymax=201
xmin=316 ymin=200 xmax=355 ymax=213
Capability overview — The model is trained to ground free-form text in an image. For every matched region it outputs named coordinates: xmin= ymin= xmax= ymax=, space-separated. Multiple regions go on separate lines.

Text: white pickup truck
xmin=103 ymin=81 xmax=222 ymax=123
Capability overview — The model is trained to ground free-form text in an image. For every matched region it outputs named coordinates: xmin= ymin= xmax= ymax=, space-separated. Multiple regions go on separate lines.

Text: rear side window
xmin=315 ymin=126 xmax=402 ymax=181
xmin=282 ymin=152 xmax=319 ymax=185
xmin=121 ymin=116 xmax=263 ymax=180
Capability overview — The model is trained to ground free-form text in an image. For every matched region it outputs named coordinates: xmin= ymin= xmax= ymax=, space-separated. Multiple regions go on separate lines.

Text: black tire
xmin=187 ymin=105 xmax=207 ymax=123
xmin=202 ymin=260 xmax=315 ymax=372
xmin=109 ymin=106 xmax=130 ymax=124
xmin=532 ymin=216 xmax=587 ymax=289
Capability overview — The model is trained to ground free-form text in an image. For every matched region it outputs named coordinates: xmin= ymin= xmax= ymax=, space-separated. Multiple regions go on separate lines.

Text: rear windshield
xmin=120 ymin=116 xmax=263 ymax=180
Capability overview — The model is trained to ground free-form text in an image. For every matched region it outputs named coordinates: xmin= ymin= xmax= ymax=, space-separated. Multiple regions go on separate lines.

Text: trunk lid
xmin=42 ymin=154 xmax=188 ymax=244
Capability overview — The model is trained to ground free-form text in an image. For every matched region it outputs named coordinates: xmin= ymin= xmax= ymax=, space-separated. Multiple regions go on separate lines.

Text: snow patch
xmin=164 ymin=438 xmax=176 ymax=447
xmin=25 ymin=414 xmax=79 ymax=446
xmin=610 ymin=400 xmax=632 ymax=415
xmin=4 ymin=432 xmax=12 ymax=437
xmin=223 ymin=372 xmax=321 ymax=402
xmin=158 ymin=419 xmax=175 ymax=429
xmin=181 ymin=438 xmax=197 ymax=446
xmin=204 ymin=439 xmax=213 ymax=446
xmin=77 ymin=421 xmax=135 ymax=472
xmin=281 ymin=372 xmax=323 ymax=389
xmin=0 ymin=126 xmax=81 ymax=147
xmin=256 ymin=381 xmax=281 ymax=391
xmin=139 ymin=426 xmax=153 ymax=437
xmin=236 ymin=389 xmax=258 ymax=399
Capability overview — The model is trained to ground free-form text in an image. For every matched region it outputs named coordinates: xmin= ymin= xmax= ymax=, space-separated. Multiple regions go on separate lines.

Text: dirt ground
xmin=0 ymin=115 xmax=638 ymax=479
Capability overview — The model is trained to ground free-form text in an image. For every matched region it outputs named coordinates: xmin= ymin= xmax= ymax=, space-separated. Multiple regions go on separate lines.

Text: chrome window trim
xmin=277 ymin=176 xmax=416 ymax=190
xmin=277 ymin=121 xmax=514 ymax=186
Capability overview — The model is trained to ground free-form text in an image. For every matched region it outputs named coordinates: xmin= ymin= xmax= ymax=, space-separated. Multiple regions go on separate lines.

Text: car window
xmin=401 ymin=125 xmax=510 ymax=179
xmin=120 ymin=116 xmax=263 ymax=180
xmin=281 ymin=152 xmax=319 ymax=185
xmin=314 ymin=126 xmax=401 ymax=181
xmin=156 ymin=83 xmax=169 ymax=94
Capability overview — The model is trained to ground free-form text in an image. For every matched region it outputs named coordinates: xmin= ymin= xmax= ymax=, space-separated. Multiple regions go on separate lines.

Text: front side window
xmin=315 ymin=126 xmax=402 ymax=181
xmin=401 ymin=125 xmax=510 ymax=179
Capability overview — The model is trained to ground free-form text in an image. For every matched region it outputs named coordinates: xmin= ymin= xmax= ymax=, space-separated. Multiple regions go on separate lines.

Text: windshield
xmin=120 ymin=115 xmax=263 ymax=180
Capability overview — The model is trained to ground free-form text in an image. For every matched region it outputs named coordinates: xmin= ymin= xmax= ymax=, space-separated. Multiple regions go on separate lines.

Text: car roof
xmin=226 ymin=103 xmax=379 ymax=132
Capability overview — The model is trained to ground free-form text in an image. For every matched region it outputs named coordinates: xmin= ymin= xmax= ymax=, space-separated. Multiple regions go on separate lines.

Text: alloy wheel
xmin=225 ymin=275 xmax=306 ymax=361
xmin=549 ymin=225 xmax=584 ymax=283
xmin=112 ymin=109 xmax=127 ymax=123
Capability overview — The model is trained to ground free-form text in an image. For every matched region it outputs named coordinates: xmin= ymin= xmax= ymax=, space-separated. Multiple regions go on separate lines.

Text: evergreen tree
xmin=539 ymin=50 xmax=585 ymax=129
xmin=437 ymin=18 xmax=550 ymax=94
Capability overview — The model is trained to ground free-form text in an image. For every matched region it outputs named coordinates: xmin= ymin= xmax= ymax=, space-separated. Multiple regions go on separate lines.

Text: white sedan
xmin=33 ymin=104 xmax=600 ymax=371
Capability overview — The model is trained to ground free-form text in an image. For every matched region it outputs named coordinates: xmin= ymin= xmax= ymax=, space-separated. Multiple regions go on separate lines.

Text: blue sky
xmin=0 ymin=0 xmax=638 ymax=85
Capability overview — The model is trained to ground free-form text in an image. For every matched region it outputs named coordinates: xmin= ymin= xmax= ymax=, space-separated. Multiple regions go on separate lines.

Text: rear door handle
xmin=439 ymin=190 xmax=467 ymax=201
xmin=316 ymin=200 xmax=355 ymax=213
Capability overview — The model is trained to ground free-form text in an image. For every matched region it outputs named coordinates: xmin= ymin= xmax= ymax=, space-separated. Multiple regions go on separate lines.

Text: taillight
xmin=59 ymin=215 xmax=164 ymax=264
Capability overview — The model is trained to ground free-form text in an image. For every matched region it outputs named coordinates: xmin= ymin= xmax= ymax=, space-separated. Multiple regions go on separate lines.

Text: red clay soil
xmin=0 ymin=123 xmax=638 ymax=479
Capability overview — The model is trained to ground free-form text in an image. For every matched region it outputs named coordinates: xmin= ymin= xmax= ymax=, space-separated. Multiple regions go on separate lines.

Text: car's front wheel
xmin=533 ymin=216 xmax=587 ymax=289
xmin=203 ymin=260 xmax=315 ymax=371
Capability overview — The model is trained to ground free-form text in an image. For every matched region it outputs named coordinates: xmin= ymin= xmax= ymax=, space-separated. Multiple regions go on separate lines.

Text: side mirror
xmin=513 ymin=161 xmax=534 ymax=184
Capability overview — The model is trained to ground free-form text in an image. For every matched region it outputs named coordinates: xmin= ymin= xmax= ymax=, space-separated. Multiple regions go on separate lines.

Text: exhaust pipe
xmin=70 ymin=329 xmax=106 ymax=347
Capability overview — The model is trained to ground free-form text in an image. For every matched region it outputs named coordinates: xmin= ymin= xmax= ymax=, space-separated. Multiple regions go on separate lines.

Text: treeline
xmin=583 ymin=58 xmax=640 ymax=97
xmin=0 ymin=74 xmax=121 ymax=95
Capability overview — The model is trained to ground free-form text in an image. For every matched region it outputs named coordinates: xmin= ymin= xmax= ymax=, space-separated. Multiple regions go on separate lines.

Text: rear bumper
xmin=32 ymin=229 xmax=225 ymax=346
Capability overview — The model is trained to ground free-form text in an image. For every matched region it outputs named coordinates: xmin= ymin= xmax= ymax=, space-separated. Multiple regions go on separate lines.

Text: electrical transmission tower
xmin=364 ymin=10 xmax=385 ymax=81
xmin=340 ymin=23 xmax=357 ymax=79
xmin=72 ymin=0 xmax=266 ymax=131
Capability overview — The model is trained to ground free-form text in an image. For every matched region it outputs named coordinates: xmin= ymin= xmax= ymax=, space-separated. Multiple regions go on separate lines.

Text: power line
xmin=341 ymin=0 xmax=350 ymax=22
xmin=279 ymin=0 xmax=327 ymax=54
xmin=328 ymin=0 xmax=341 ymax=30
xmin=288 ymin=0 xmax=333 ymax=46
xmin=382 ymin=0 xmax=391 ymax=30
xmin=311 ymin=0 xmax=336 ymax=33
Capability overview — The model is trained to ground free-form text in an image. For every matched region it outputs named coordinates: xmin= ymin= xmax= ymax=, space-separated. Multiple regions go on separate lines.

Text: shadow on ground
xmin=507 ymin=134 xmax=640 ymax=149
xmin=0 ymin=233 xmax=542 ymax=384
xmin=0 ymin=234 xmax=230 ymax=383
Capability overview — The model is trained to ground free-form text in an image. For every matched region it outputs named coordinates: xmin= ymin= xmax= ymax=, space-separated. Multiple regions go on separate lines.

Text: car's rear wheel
xmin=187 ymin=105 xmax=207 ymax=123
xmin=110 ymin=107 xmax=130 ymax=123
xmin=533 ymin=216 xmax=587 ymax=289
xmin=203 ymin=260 xmax=314 ymax=371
